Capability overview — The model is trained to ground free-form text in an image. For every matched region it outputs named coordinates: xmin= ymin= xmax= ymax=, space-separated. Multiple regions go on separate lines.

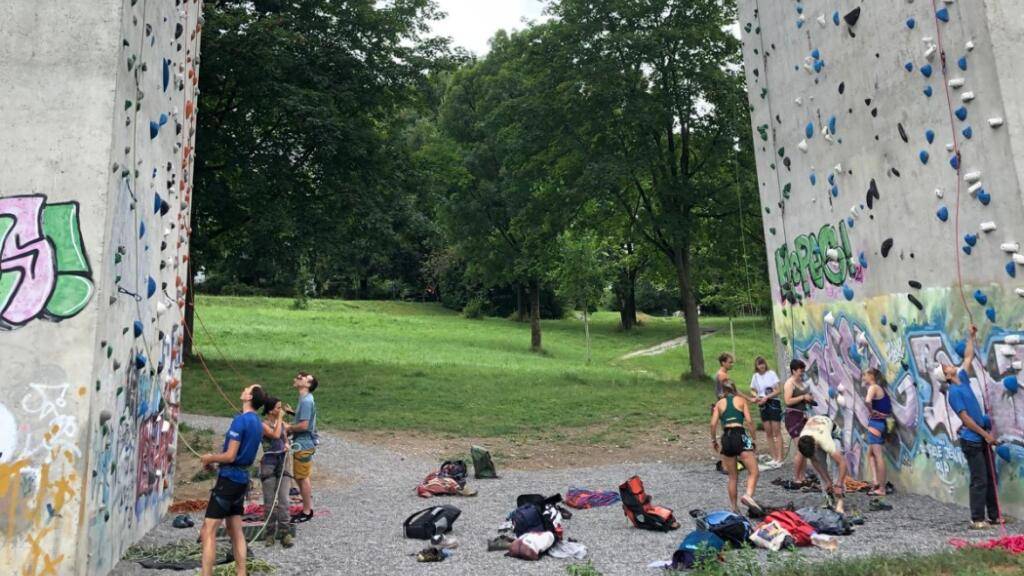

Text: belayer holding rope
xmin=260 ymin=396 xmax=294 ymax=548
xmin=933 ymin=324 xmax=1003 ymax=530
xmin=199 ymin=384 xmax=266 ymax=576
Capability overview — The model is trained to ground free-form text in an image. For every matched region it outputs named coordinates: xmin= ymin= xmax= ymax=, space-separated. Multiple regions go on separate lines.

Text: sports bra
xmin=721 ymin=395 xmax=744 ymax=426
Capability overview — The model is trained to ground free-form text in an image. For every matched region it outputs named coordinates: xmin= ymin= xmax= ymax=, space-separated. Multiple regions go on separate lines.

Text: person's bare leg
xmin=200 ymin=518 xmax=222 ymax=576
xmin=870 ymin=445 xmax=886 ymax=494
xmin=794 ymin=452 xmax=806 ymax=482
xmin=739 ymin=451 xmax=760 ymax=499
xmin=772 ymin=423 xmax=784 ymax=463
xmin=299 ymin=477 xmax=313 ymax=514
xmin=226 ymin=515 xmax=247 ymax=576
xmin=724 ymin=456 xmax=739 ymax=512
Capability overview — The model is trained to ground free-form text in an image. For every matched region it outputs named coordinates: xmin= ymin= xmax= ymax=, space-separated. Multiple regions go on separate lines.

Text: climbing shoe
xmin=280 ymin=533 xmax=295 ymax=548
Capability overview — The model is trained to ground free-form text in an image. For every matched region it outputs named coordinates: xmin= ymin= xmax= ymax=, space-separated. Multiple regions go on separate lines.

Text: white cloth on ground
xmin=548 ymin=540 xmax=587 ymax=560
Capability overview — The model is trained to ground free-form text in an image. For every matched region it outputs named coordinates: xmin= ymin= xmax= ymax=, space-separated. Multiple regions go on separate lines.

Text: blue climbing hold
xmin=963 ymin=245 xmax=973 ymax=255
xmin=986 ymin=307 xmax=997 ymax=322
xmin=1007 ymin=262 xmax=1017 ymax=278
xmin=847 ymin=217 xmax=855 ymax=229
xmin=978 ymin=190 xmax=991 ymax=205
xmin=974 ymin=290 xmax=988 ymax=306
xmin=149 ymin=121 xmax=159 ymax=139
xmin=810 ymin=172 xmax=817 ymax=185
xmin=831 ymin=185 xmax=839 ymax=197
xmin=849 ymin=344 xmax=863 ymax=364
xmin=859 ymin=252 xmax=868 ymax=269
xmin=881 ymin=315 xmax=888 ymax=326
xmin=833 ymin=11 xmax=840 ymax=26
xmin=806 ymin=122 xmax=815 ymax=139
xmin=811 ymin=49 xmax=820 ymax=60
xmin=936 ymin=7 xmax=950 ymax=22
xmin=162 ymin=58 xmax=170 ymax=92
xmin=829 ymin=387 xmax=838 ymax=399
xmin=135 ymin=354 xmax=147 ymax=370
xmin=133 ymin=320 xmax=143 ymax=338
xmin=905 ymin=62 xmax=914 ymax=72
xmin=906 ymin=18 xmax=916 ymax=29
xmin=924 ymin=85 xmax=933 ymax=97
xmin=843 ymin=285 xmax=854 ymax=301
xmin=955 ymin=106 xmax=968 ymax=121
xmin=797 ymin=19 xmax=804 ymax=29
xmin=955 ymin=340 xmax=967 ymax=358
xmin=147 ymin=276 xmax=157 ymax=299
xmin=828 ymin=116 xmax=837 ymax=134
xmin=937 ymin=206 xmax=949 ymax=221
xmin=950 ymin=155 xmax=960 ymax=170
xmin=154 ymin=193 xmax=162 ymax=214
xmin=964 ymin=233 xmax=978 ymax=247
xmin=159 ymin=113 xmax=169 ymax=127
xmin=1005 ymin=376 xmax=1020 ymax=395
xmin=814 ymin=59 xmax=824 ymax=73
xmin=925 ymin=129 xmax=935 ymax=143
xmin=919 ymin=150 xmax=930 ymax=164
xmin=958 ymin=56 xmax=968 ymax=71
xmin=796 ymin=5 xmax=803 ymax=14
xmin=828 ymin=173 xmax=835 ymax=186
xmin=962 ymin=126 xmax=973 ymax=139
xmin=139 ymin=221 xmax=146 ymax=238
xmin=921 ymin=63 xmax=933 ymax=78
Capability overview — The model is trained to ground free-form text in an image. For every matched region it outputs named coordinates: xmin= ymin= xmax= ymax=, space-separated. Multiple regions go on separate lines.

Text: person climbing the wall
xmin=862 ymin=368 xmax=892 ymax=497
xmin=260 ymin=396 xmax=294 ymax=548
xmin=934 ymin=325 xmax=1003 ymax=529
xmin=783 ymin=359 xmax=815 ymax=480
xmin=795 ymin=414 xmax=849 ymax=513
xmin=287 ymin=371 xmax=319 ymax=523
xmin=199 ymin=384 xmax=266 ymax=576
xmin=710 ymin=380 xmax=763 ymax=514
xmin=750 ymin=356 xmax=784 ymax=466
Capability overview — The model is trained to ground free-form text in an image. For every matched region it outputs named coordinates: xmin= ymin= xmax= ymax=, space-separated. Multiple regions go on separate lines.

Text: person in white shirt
xmin=750 ymin=356 xmax=783 ymax=465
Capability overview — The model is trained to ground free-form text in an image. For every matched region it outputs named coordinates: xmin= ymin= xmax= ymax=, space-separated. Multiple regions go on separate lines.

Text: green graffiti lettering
xmin=793 ymin=235 xmax=813 ymax=296
xmin=772 ymin=220 xmax=853 ymax=301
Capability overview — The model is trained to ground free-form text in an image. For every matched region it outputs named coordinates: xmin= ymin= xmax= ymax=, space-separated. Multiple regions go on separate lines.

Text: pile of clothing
xmin=416 ymin=460 xmax=478 ymax=498
xmin=565 ymin=488 xmax=620 ymax=509
xmin=488 ymin=493 xmax=587 ymax=561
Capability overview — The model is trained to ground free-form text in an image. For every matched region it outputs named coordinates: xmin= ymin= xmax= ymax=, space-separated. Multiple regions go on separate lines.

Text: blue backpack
xmin=671 ymin=530 xmax=725 ymax=569
xmin=690 ymin=509 xmax=752 ymax=548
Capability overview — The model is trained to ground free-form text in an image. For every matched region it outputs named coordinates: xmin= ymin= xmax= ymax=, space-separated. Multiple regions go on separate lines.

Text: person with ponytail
xmin=863 ymin=368 xmax=892 ymax=496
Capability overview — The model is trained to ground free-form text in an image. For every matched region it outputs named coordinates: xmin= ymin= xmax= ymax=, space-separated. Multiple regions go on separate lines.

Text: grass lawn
xmin=183 ymin=296 xmax=776 ymax=437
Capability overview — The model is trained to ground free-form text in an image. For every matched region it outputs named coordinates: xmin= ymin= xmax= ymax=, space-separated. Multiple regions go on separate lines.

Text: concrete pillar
xmin=0 ymin=1 xmax=202 ymax=574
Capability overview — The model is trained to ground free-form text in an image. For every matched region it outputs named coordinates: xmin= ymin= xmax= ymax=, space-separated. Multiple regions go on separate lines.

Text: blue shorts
xmin=867 ymin=419 xmax=886 ymax=445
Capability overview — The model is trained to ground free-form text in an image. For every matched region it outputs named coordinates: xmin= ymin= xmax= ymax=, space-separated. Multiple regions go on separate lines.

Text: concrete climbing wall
xmin=0 ymin=1 xmax=202 ymax=574
xmin=739 ymin=0 xmax=1024 ymax=516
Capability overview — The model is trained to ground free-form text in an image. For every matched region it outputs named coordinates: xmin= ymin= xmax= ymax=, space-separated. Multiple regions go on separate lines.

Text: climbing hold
xmin=825 ymin=311 xmax=836 ymax=325
xmin=935 ymin=188 xmax=944 ymax=198
xmin=881 ymin=315 xmax=888 ymax=326
xmin=950 ymin=155 xmax=960 ymax=170
xmin=829 ymin=387 xmax=838 ymax=399
xmin=838 ymin=82 xmax=845 ymax=95
xmin=924 ymin=86 xmax=933 ymax=97
xmin=905 ymin=62 xmax=914 ymax=72
xmin=921 ymin=63 xmax=933 ymax=78
xmin=881 ymin=238 xmax=894 ymax=258
xmin=811 ymin=49 xmax=821 ymax=60
xmin=958 ymin=56 xmax=968 ymax=71
xmin=926 ymin=129 xmax=935 ymax=143
xmin=1007 ymin=262 xmax=1017 ymax=278
xmin=833 ymin=11 xmax=840 ymax=26
xmin=908 ymin=294 xmax=924 ymax=311
xmin=153 ymin=193 xmax=162 ymax=214
xmin=980 ymin=221 xmax=997 ymax=232
xmin=964 ymin=234 xmax=978 ymax=247
xmin=936 ymin=8 xmax=950 ymax=22
xmin=133 ymin=320 xmax=143 ymax=337
xmin=135 ymin=354 xmax=147 ymax=370
xmin=843 ymin=7 xmax=861 ymax=26
xmin=798 ymin=140 xmax=808 ymax=152
xmin=968 ymin=182 xmax=983 ymax=197
xmin=810 ymin=172 xmax=817 ymax=185
xmin=849 ymin=344 xmax=863 ymax=364
xmin=828 ymin=116 xmax=836 ymax=135
xmin=909 ymin=281 xmax=923 ymax=290
xmin=963 ymin=246 xmax=973 ymax=255
xmin=955 ymin=340 xmax=967 ymax=357
xmin=866 ymin=179 xmax=880 ymax=208
xmin=965 ymin=171 xmax=982 ymax=184
xmin=150 ymin=121 xmax=159 ymax=139
xmin=962 ymin=126 xmax=973 ymax=139
xmin=906 ymin=18 xmax=916 ymax=29
xmin=147 ymin=276 xmax=157 ymax=299
xmin=955 ymin=107 xmax=968 ymax=121
xmin=989 ymin=117 xmax=1005 ymax=128
xmin=937 ymin=206 xmax=949 ymax=221
xmin=961 ymin=91 xmax=975 ymax=103
xmin=974 ymin=290 xmax=988 ymax=306
xmin=859 ymin=252 xmax=868 ymax=269
xmin=950 ymin=78 xmax=965 ymax=89
xmin=139 ymin=221 xmax=146 ymax=238
xmin=831 ymin=185 xmax=839 ymax=197
xmin=978 ymin=191 xmax=991 ymax=205
xmin=898 ymin=123 xmax=909 ymax=143
xmin=1014 ymin=254 xmax=1024 ymax=266
xmin=843 ymin=285 xmax=854 ymax=301
xmin=163 ymin=58 xmax=170 ymax=92
xmin=1001 ymin=243 xmax=1021 ymax=253
xmin=806 ymin=122 xmax=815 ymax=139
xmin=919 ymin=150 xmax=930 ymax=165
xmin=966 ymin=40 xmax=975 ymax=51
xmin=986 ymin=307 xmax=997 ymax=322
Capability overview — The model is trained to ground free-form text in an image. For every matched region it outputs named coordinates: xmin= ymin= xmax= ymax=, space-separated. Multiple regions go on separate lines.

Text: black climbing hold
xmin=866 ymin=179 xmax=880 ymax=209
xmin=865 ymin=98 xmax=872 ymax=106
xmin=909 ymin=280 xmax=922 ymax=289
xmin=175 ymin=23 xmax=184 ymax=39
xmin=871 ymin=108 xmax=878 ymax=118
xmin=898 ymin=123 xmax=908 ymax=143
xmin=890 ymin=323 xmax=899 ymax=333
xmin=844 ymin=7 xmax=861 ymax=26
xmin=908 ymin=294 xmax=924 ymax=311
xmin=891 ymin=168 xmax=901 ymax=178
xmin=881 ymin=238 xmax=894 ymax=257
xmin=839 ymin=82 xmax=845 ymax=95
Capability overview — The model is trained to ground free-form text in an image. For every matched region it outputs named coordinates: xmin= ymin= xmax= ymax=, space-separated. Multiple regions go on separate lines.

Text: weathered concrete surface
xmin=739 ymin=0 xmax=1024 ymax=517
xmin=0 ymin=1 xmax=202 ymax=574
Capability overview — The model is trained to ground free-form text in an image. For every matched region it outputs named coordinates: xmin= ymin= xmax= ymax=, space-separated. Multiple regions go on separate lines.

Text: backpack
xmin=619 ymin=476 xmax=679 ymax=531
xmin=671 ymin=530 xmax=725 ymax=570
xmin=439 ymin=460 xmax=468 ymax=487
xmin=403 ymin=505 xmax=461 ymax=539
xmin=471 ymin=446 xmax=498 ymax=479
xmin=690 ymin=509 xmax=752 ymax=548
xmin=796 ymin=507 xmax=852 ymax=535
xmin=511 ymin=494 xmax=563 ymax=539
xmin=763 ymin=510 xmax=816 ymax=547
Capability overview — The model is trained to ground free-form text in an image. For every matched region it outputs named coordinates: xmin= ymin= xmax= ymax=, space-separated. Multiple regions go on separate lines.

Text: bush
xmin=462 ymin=297 xmax=489 ymax=319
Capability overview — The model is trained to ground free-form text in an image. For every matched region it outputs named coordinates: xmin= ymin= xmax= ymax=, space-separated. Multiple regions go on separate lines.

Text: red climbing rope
xmin=930 ymin=0 xmax=1007 ymax=536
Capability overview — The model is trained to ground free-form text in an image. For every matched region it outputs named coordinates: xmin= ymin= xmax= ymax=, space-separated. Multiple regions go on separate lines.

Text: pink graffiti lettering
xmin=0 ymin=196 xmax=57 ymax=325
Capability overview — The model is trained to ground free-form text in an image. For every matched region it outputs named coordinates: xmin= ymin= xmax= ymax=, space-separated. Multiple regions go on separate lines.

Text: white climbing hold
xmin=817 ymin=14 xmax=827 ymax=27
xmin=961 ymin=91 xmax=976 ymax=102
xmin=849 ymin=206 xmax=859 ymax=218
xmin=1014 ymin=253 xmax=1024 ymax=265
xmin=950 ymin=78 xmax=966 ymax=89
xmin=966 ymin=40 xmax=975 ymax=51
xmin=968 ymin=182 xmax=984 ymax=196
xmin=980 ymin=221 xmax=997 ymax=232
xmin=989 ymin=117 xmax=1005 ymax=128
xmin=803 ymin=57 xmax=815 ymax=73
xmin=825 ymin=311 xmax=836 ymax=325
xmin=1017 ymin=288 xmax=1024 ymax=297
xmin=826 ymin=248 xmax=841 ymax=261
xmin=837 ymin=383 xmax=847 ymax=395
xmin=935 ymin=188 xmax=944 ymax=198
xmin=924 ymin=45 xmax=937 ymax=60
xmin=1001 ymin=243 xmax=1020 ymax=253
xmin=798 ymin=139 xmax=809 ymax=152
xmin=857 ymin=332 xmax=869 ymax=347
xmin=833 ymin=164 xmax=843 ymax=174
xmin=1014 ymin=360 xmax=1024 ymax=370
xmin=795 ymin=97 xmax=804 ymax=106
xmin=965 ymin=171 xmax=983 ymax=184
xmin=1006 ymin=335 xmax=1022 ymax=345
xmin=837 ymin=395 xmax=847 ymax=408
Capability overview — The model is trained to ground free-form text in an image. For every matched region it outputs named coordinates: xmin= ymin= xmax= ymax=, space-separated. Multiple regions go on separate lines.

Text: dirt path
xmin=618 ymin=329 xmax=716 ymax=360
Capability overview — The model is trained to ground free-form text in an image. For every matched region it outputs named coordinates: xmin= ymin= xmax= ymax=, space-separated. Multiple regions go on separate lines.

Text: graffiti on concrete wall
xmin=0 ymin=195 xmax=93 ymax=330
xmin=774 ymin=219 xmax=861 ymax=304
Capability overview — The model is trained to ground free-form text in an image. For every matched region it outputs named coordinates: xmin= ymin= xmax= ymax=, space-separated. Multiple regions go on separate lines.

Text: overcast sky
xmin=431 ymin=0 xmax=547 ymax=56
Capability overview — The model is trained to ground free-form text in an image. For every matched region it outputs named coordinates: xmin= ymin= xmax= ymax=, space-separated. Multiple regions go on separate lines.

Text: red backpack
xmin=762 ymin=510 xmax=816 ymax=547
xmin=619 ymin=476 xmax=680 ymax=531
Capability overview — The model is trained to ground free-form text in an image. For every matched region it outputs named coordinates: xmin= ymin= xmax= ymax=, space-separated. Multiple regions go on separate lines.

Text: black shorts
xmin=720 ymin=428 xmax=755 ymax=457
xmin=759 ymin=399 xmax=783 ymax=422
xmin=205 ymin=476 xmax=248 ymax=519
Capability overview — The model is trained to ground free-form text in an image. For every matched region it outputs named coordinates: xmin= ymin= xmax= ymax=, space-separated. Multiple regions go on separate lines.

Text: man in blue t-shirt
xmin=934 ymin=325 xmax=1000 ymax=529
xmin=199 ymin=384 xmax=266 ymax=576
xmin=287 ymin=371 xmax=319 ymax=523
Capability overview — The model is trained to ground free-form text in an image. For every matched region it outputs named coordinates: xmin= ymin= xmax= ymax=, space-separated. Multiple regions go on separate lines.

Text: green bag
xmin=470 ymin=445 xmax=498 ymax=479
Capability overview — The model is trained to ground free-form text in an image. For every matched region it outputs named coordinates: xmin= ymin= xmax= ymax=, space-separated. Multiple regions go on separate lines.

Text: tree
xmin=550 ymin=0 xmax=748 ymax=378
xmin=550 ymin=229 xmax=611 ymax=363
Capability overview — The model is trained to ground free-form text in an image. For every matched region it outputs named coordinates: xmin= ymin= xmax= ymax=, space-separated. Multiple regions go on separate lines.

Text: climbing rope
xmin=929 ymin=0 xmax=1007 ymax=535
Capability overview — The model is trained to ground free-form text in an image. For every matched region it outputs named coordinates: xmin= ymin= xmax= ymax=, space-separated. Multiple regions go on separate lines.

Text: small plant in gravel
xmin=566 ymin=561 xmax=603 ymax=576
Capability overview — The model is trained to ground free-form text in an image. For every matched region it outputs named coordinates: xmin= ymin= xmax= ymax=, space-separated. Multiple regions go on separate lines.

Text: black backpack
xmin=471 ymin=445 xmax=498 ymax=479
xmin=439 ymin=460 xmax=468 ymax=486
xmin=690 ymin=509 xmax=752 ymax=548
xmin=403 ymin=505 xmax=461 ymax=539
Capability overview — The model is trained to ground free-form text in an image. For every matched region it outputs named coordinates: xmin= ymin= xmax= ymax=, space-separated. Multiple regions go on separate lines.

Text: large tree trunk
xmin=515 ymin=283 xmax=527 ymax=322
xmin=618 ymin=267 xmax=638 ymax=330
xmin=529 ymin=279 xmax=542 ymax=351
xmin=672 ymin=248 xmax=705 ymax=379
xmin=184 ymin=263 xmax=196 ymax=359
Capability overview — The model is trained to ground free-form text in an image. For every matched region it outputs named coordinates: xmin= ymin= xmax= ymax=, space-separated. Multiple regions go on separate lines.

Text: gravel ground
xmin=112 ymin=414 xmax=1007 ymax=576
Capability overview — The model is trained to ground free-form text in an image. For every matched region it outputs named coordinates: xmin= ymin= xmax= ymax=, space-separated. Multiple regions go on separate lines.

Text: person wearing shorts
xmin=796 ymin=415 xmax=849 ymax=513
xmin=287 ymin=371 xmax=319 ymax=523
xmin=863 ymin=368 xmax=892 ymax=496
xmin=750 ymin=356 xmax=783 ymax=465
xmin=200 ymin=384 xmax=265 ymax=576
xmin=710 ymin=381 xmax=762 ymax=514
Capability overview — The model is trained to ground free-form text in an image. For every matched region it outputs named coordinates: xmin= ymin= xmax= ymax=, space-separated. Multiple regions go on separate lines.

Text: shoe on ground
xmin=264 ymin=531 xmax=276 ymax=547
xmin=430 ymin=534 xmax=459 ymax=550
xmin=741 ymin=495 xmax=765 ymax=517
xmin=290 ymin=511 xmax=313 ymax=523
xmin=487 ymin=535 xmax=514 ymax=552
xmin=869 ymin=498 xmax=893 ymax=511
xmin=417 ymin=548 xmax=444 ymax=562
xmin=172 ymin=514 xmax=193 ymax=529
xmin=280 ymin=533 xmax=295 ymax=548
xmin=969 ymin=521 xmax=991 ymax=530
